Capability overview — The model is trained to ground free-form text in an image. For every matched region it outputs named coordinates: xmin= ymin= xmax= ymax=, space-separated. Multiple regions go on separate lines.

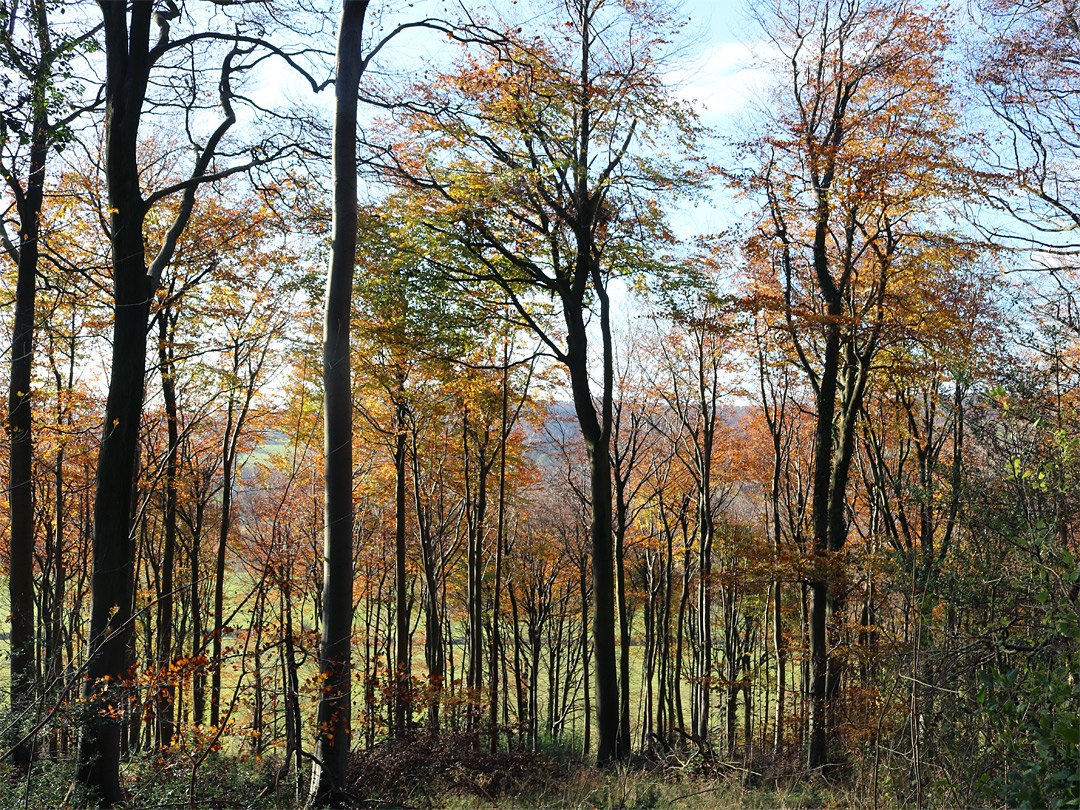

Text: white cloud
xmin=671 ymin=40 xmax=778 ymax=128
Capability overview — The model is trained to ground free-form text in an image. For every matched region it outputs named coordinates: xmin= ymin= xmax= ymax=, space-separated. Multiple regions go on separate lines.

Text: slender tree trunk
xmin=6 ymin=8 xmax=51 ymax=764
xmin=614 ymin=505 xmax=631 ymax=758
xmin=579 ymin=562 xmax=591 ymax=757
xmin=211 ymin=398 xmax=235 ymax=730
xmin=696 ymin=500 xmax=712 ymax=751
xmin=250 ymin=585 xmax=265 ymax=755
xmin=640 ymin=560 xmax=653 ymax=750
xmin=548 ymin=610 xmax=562 ymax=738
xmin=529 ymin=624 xmax=541 ymax=750
xmin=774 ymin=576 xmax=785 ymax=754
xmin=76 ymin=7 xmax=157 ymax=796
xmin=508 ymin=575 xmax=526 ymax=748
xmin=394 ymin=393 xmax=411 ymax=736
xmin=675 ymin=539 xmax=692 ymax=743
xmin=771 ymin=455 xmax=786 ymax=754
xmin=282 ymin=571 xmax=304 ymax=802
xmin=462 ymin=410 xmax=490 ymax=736
xmin=660 ymin=518 xmax=674 ymax=747
xmin=156 ymin=311 xmax=180 ymax=748
xmin=50 ymin=443 xmax=65 ymax=703
xmin=807 ymin=315 xmax=841 ymax=769
xmin=414 ymin=471 xmax=445 ymax=731
xmin=190 ymin=497 xmax=206 ymax=726
xmin=489 ymin=366 xmax=509 ymax=751
xmin=309 ymin=3 xmax=366 ymax=801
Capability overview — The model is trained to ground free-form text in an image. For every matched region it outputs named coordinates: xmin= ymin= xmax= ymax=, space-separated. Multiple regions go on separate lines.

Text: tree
xmin=309 ymin=2 xmax=365 ymax=801
xmin=645 ymin=270 xmax=739 ymax=752
xmin=738 ymin=0 xmax=974 ymax=769
xmin=746 ymin=310 xmax=802 ymax=755
xmin=607 ymin=331 xmax=663 ymax=756
xmin=77 ymin=3 xmax=303 ymax=802
xmin=314 ymin=1 xmax=453 ymax=795
xmin=973 ymin=0 xmax=1080 ymax=252
xmin=381 ymin=0 xmax=700 ymax=763
xmin=0 ymin=0 xmax=99 ymax=762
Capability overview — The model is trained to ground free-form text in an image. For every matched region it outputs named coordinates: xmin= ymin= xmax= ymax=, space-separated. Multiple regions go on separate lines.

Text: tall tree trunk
xmin=613 ymin=489 xmax=631 ymax=758
xmin=579 ymin=562 xmax=591 ymax=758
xmin=309 ymin=2 xmax=366 ymax=802
xmin=79 ymin=6 xmax=242 ymax=798
xmin=462 ymin=408 xmax=489 ymax=736
xmin=394 ymin=393 xmax=411 ymax=737
xmin=774 ymin=576 xmax=785 ymax=754
xmin=156 ymin=310 xmax=180 ymax=748
xmin=561 ymin=253 xmax=618 ymax=763
xmin=211 ymin=396 xmax=236 ymax=730
xmin=696 ymin=499 xmax=712 ymax=751
xmin=414 ymin=452 xmax=445 ymax=732
xmin=50 ymin=442 xmax=65 ymax=704
xmin=640 ymin=556 xmax=656 ymax=750
xmin=282 ymin=570 xmax=304 ymax=802
xmin=675 ymin=537 xmax=691 ymax=742
xmin=571 ymin=363 xmax=618 ymax=763
xmin=770 ymin=433 xmax=786 ymax=754
xmin=660 ymin=511 xmax=675 ymax=747
xmin=6 ymin=2 xmax=51 ymax=765
xmin=250 ymin=585 xmax=266 ymax=755
xmin=78 ymin=271 xmax=150 ymax=804
xmin=190 ymin=495 xmax=206 ymax=726
xmin=489 ymin=361 xmax=509 ymax=752
xmin=76 ymin=10 xmax=157 ymax=802
xmin=807 ymin=307 xmax=841 ymax=770
xmin=507 ymin=573 xmax=526 ymax=749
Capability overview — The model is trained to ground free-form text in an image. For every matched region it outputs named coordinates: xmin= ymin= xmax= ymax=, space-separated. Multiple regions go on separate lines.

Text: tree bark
xmin=394 ymin=393 xmax=411 ymax=737
xmin=78 ymin=3 xmax=245 ymax=797
xmin=77 ymin=7 xmax=156 ymax=803
xmin=489 ymin=358 xmax=510 ymax=752
xmin=5 ymin=0 xmax=52 ymax=765
xmin=155 ymin=310 xmax=180 ymax=748
xmin=211 ymin=393 xmax=235 ymax=729
xmin=309 ymin=2 xmax=366 ymax=802
xmin=190 ymin=492 xmax=207 ymax=726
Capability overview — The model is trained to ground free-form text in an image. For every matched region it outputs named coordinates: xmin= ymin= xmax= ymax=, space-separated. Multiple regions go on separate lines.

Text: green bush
xmin=975 ymin=551 xmax=1080 ymax=810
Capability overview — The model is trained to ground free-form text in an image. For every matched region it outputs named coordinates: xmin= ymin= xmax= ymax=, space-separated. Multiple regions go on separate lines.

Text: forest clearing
xmin=0 ymin=0 xmax=1078 ymax=807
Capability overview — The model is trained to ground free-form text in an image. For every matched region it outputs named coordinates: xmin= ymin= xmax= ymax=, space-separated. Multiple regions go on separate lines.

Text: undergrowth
xmin=0 ymin=734 xmax=967 ymax=809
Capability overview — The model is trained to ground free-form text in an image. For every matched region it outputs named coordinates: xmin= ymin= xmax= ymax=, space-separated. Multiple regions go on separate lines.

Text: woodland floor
xmin=0 ymin=734 xmax=948 ymax=810
xmin=341 ymin=736 xmax=868 ymax=809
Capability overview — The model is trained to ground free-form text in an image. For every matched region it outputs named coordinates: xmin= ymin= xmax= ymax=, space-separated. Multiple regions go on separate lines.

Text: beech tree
xmin=309 ymin=4 xmax=366 ymax=801
xmin=645 ymin=272 xmax=740 ymax=753
xmin=0 ymin=0 xmax=99 ymax=762
xmin=738 ymin=0 xmax=976 ymax=769
xmin=973 ymin=0 xmax=1080 ymax=251
xmin=314 ymin=1 xmax=447 ymax=796
xmin=380 ymin=0 xmax=701 ymax=763
xmin=77 ymin=2 xmax=309 ymax=802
